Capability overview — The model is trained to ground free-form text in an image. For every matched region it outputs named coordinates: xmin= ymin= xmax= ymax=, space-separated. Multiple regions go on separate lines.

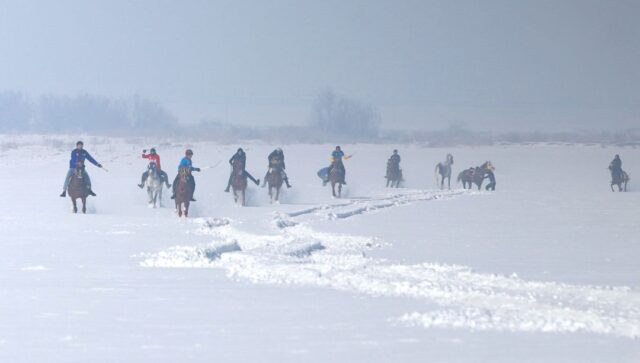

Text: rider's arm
xmin=84 ymin=151 xmax=100 ymax=167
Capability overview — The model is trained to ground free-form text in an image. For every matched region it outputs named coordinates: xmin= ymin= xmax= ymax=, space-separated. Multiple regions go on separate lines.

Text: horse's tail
xmin=456 ymin=171 xmax=462 ymax=184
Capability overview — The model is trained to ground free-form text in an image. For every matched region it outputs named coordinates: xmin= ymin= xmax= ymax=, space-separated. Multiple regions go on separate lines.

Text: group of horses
xmin=434 ymin=154 xmax=496 ymax=191
xmin=65 ymin=151 xmax=630 ymax=216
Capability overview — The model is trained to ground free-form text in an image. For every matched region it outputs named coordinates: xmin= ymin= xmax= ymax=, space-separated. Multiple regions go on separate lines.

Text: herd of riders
xmin=59 ymin=140 xmax=630 ymax=200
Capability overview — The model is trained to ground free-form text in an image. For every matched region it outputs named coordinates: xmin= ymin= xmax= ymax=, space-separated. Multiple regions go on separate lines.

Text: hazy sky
xmin=0 ymin=0 xmax=638 ymax=131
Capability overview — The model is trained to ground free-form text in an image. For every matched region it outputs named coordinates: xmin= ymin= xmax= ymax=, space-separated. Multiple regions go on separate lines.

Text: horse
xmin=68 ymin=164 xmax=89 ymax=214
xmin=434 ymin=154 xmax=454 ymax=190
xmin=266 ymin=163 xmax=284 ymax=203
xmin=145 ymin=162 xmax=163 ymax=208
xmin=385 ymin=159 xmax=402 ymax=188
xmin=610 ymin=169 xmax=629 ymax=192
xmin=231 ymin=161 xmax=248 ymax=206
xmin=329 ymin=161 xmax=345 ymax=198
xmin=174 ymin=167 xmax=194 ymax=217
xmin=458 ymin=161 xmax=495 ymax=190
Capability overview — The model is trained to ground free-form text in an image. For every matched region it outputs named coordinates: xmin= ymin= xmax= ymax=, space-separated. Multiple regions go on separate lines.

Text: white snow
xmin=1 ymin=134 xmax=639 ymax=362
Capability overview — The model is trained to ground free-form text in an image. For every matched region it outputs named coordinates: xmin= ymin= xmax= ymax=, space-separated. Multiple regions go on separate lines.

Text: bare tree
xmin=311 ymin=89 xmax=380 ymax=139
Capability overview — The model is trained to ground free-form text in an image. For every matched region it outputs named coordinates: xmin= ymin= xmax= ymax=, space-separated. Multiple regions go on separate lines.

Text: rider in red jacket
xmin=138 ymin=148 xmax=171 ymax=189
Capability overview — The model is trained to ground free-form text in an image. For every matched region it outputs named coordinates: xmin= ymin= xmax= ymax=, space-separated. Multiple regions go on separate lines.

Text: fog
xmin=0 ymin=0 xmax=638 ymax=134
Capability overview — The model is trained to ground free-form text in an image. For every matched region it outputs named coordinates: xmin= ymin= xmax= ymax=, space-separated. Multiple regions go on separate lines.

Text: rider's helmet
xmin=238 ymin=148 xmax=244 ymax=154
xmin=276 ymin=147 xmax=283 ymax=153
xmin=185 ymin=149 xmax=193 ymax=156
xmin=615 ymin=154 xmax=620 ymax=158
xmin=150 ymin=148 xmax=157 ymax=154
xmin=76 ymin=141 xmax=84 ymax=147
xmin=336 ymin=146 xmax=341 ymax=150
xmin=393 ymin=149 xmax=398 ymax=154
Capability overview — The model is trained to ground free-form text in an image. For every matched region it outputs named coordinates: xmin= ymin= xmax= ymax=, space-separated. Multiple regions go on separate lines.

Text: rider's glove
xmin=143 ymin=149 xmax=147 ymax=153
xmin=98 ymin=164 xmax=103 ymax=168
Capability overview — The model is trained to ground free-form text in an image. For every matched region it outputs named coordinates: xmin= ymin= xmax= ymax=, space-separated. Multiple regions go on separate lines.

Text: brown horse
xmin=174 ymin=167 xmax=194 ymax=217
xmin=266 ymin=165 xmax=284 ymax=203
xmin=231 ymin=161 xmax=248 ymax=206
xmin=68 ymin=164 xmax=89 ymax=214
xmin=611 ymin=169 xmax=629 ymax=192
xmin=329 ymin=161 xmax=345 ymax=198
xmin=385 ymin=160 xmax=402 ymax=188
xmin=458 ymin=161 xmax=495 ymax=190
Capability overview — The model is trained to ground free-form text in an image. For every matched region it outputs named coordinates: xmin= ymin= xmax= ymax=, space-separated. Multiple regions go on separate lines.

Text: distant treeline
xmin=1 ymin=91 xmax=638 ymax=146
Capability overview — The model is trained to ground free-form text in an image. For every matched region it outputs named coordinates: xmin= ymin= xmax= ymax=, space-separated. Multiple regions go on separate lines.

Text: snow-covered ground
xmin=1 ymin=135 xmax=639 ymax=362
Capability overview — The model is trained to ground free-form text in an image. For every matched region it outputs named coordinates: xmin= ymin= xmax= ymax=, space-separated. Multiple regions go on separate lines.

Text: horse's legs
xmin=331 ymin=182 xmax=336 ymax=197
xmin=82 ymin=197 xmax=87 ymax=214
xmin=275 ymin=186 xmax=280 ymax=202
xmin=184 ymin=201 xmax=189 ymax=217
xmin=447 ymin=176 xmax=451 ymax=190
xmin=71 ymin=198 xmax=78 ymax=213
xmin=241 ymin=190 xmax=246 ymax=206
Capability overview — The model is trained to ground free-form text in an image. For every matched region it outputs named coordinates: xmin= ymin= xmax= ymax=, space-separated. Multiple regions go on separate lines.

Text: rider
xmin=138 ymin=148 xmax=171 ymax=189
xmin=609 ymin=154 xmax=623 ymax=180
xmin=170 ymin=149 xmax=200 ymax=202
xmin=224 ymin=148 xmax=260 ymax=192
xmin=388 ymin=149 xmax=401 ymax=168
xmin=262 ymin=147 xmax=291 ymax=188
xmin=327 ymin=146 xmax=351 ymax=185
xmin=60 ymin=141 xmax=102 ymax=197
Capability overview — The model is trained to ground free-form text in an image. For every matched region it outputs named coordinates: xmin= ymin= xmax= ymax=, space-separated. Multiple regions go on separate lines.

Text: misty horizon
xmin=1 ymin=0 xmax=638 ymax=133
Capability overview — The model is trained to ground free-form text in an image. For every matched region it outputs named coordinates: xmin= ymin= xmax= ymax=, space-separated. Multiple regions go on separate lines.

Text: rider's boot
xmin=88 ymin=189 xmax=97 ymax=197
xmin=191 ymin=197 xmax=197 ymax=202
xmin=138 ymin=183 xmax=144 ymax=189
xmin=165 ymin=182 xmax=171 ymax=188
xmin=255 ymin=179 xmax=260 ymax=186
xmin=261 ymin=173 xmax=268 ymax=187
xmin=59 ymin=190 xmax=66 ymax=197
xmin=285 ymin=178 xmax=292 ymax=188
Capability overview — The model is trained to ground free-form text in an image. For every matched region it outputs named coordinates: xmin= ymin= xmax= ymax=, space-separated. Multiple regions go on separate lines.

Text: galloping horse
xmin=329 ymin=160 xmax=345 ymax=198
xmin=231 ymin=160 xmax=248 ymax=206
xmin=610 ymin=169 xmax=629 ymax=192
xmin=266 ymin=159 xmax=284 ymax=203
xmin=385 ymin=159 xmax=402 ymax=188
xmin=145 ymin=162 xmax=163 ymax=208
xmin=435 ymin=154 xmax=454 ymax=190
xmin=458 ymin=161 xmax=495 ymax=190
xmin=68 ymin=162 xmax=89 ymax=214
xmin=174 ymin=167 xmax=194 ymax=217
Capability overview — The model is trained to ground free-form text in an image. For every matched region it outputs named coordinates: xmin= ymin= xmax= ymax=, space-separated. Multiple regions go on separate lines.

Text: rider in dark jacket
xmin=60 ymin=141 xmax=102 ymax=197
xmin=389 ymin=149 xmax=401 ymax=166
xmin=262 ymin=148 xmax=291 ymax=188
xmin=609 ymin=154 xmax=623 ymax=180
xmin=224 ymin=148 xmax=260 ymax=192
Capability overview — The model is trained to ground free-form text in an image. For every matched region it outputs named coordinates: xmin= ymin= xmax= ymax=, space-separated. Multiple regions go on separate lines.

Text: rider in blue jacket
xmin=171 ymin=149 xmax=200 ymax=202
xmin=60 ymin=141 xmax=102 ymax=197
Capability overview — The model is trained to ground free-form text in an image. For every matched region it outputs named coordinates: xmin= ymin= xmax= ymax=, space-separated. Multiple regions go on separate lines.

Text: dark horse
xmin=386 ymin=159 xmax=402 ymax=188
xmin=145 ymin=162 xmax=163 ymax=208
xmin=266 ymin=162 xmax=284 ymax=203
xmin=610 ymin=168 xmax=629 ymax=192
xmin=68 ymin=162 xmax=90 ymax=214
xmin=435 ymin=154 xmax=454 ymax=190
xmin=458 ymin=161 xmax=495 ymax=190
xmin=231 ymin=161 xmax=248 ymax=206
xmin=174 ymin=167 xmax=194 ymax=217
xmin=329 ymin=160 xmax=345 ymax=198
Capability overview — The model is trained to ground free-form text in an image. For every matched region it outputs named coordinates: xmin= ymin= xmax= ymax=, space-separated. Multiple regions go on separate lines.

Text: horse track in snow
xmin=140 ymin=189 xmax=640 ymax=339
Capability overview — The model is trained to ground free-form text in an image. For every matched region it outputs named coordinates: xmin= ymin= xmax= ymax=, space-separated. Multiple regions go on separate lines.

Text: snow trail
xmin=141 ymin=189 xmax=640 ymax=338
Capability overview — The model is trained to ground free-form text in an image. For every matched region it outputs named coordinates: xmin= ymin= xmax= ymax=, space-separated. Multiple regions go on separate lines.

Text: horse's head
xmin=74 ymin=160 xmax=85 ymax=175
xmin=447 ymin=154 xmax=454 ymax=164
xmin=148 ymin=161 xmax=158 ymax=173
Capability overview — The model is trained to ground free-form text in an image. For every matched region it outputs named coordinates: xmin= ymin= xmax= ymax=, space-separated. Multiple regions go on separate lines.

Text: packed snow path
xmin=142 ymin=189 xmax=640 ymax=338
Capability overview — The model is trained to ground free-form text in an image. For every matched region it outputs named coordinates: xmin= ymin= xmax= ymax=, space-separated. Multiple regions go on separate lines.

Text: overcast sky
xmin=0 ymin=0 xmax=638 ymax=131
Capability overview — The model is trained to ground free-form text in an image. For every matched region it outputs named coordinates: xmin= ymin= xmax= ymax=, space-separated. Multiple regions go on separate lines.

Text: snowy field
xmin=0 ymin=134 xmax=639 ymax=362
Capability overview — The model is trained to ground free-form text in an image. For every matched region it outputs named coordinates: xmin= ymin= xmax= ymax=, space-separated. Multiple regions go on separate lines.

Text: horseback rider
xmin=171 ymin=149 xmax=200 ymax=202
xmin=60 ymin=141 xmax=101 ymax=197
xmin=262 ymin=147 xmax=292 ymax=188
xmin=138 ymin=148 xmax=171 ymax=189
xmin=328 ymin=146 xmax=351 ymax=184
xmin=388 ymin=149 xmax=401 ymax=170
xmin=609 ymin=154 xmax=623 ymax=180
xmin=224 ymin=148 xmax=260 ymax=192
